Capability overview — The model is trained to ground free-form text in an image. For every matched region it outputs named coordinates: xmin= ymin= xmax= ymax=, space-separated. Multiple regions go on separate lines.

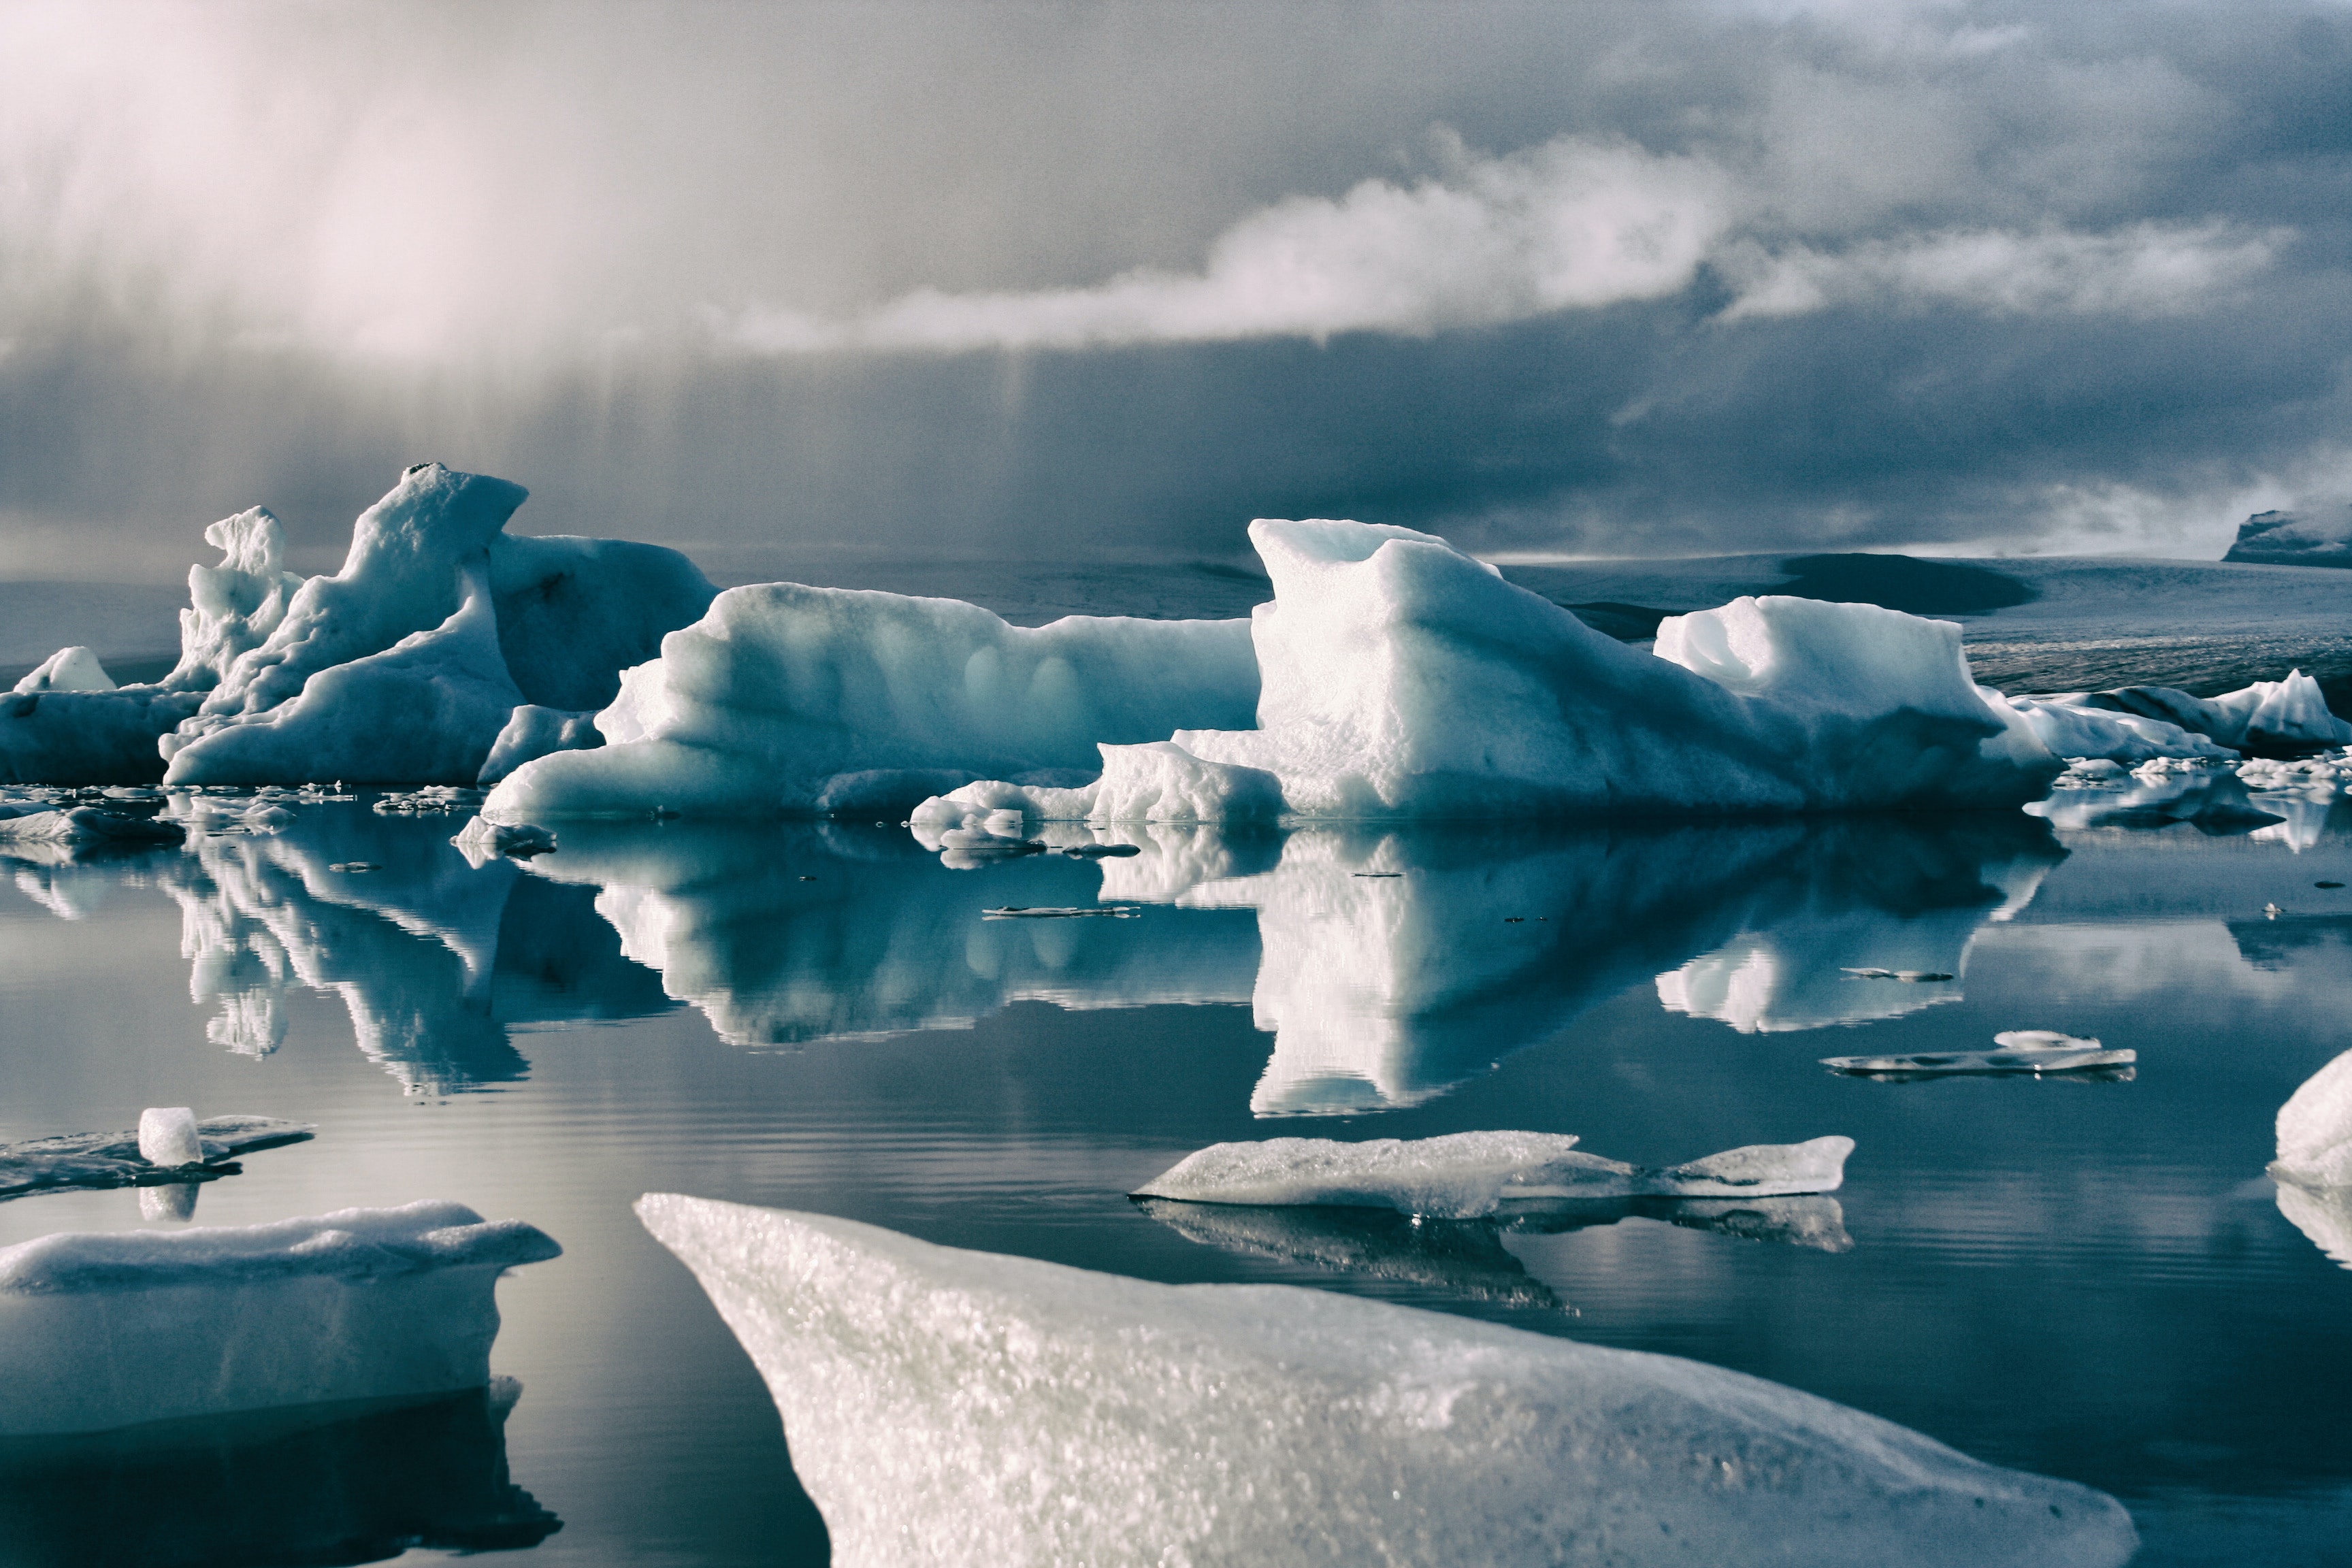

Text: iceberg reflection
xmin=0 ymin=1379 xmax=559 ymax=1568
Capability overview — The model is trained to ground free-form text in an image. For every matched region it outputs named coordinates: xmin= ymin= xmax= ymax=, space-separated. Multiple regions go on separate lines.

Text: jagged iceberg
xmin=1134 ymin=1130 xmax=1852 ymax=1216
xmin=0 ymin=1113 xmax=312 ymax=1200
xmin=639 ymin=1193 xmax=2136 ymax=1568
xmin=2011 ymin=674 xmax=2351 ymax=761
xmin=0 ymin=464 xmax=715 ymax=787
xmin=482 ymin=575 xmax=1260 ymax=819
xmin=0 ymin=1200 xmax=559 ymax=1435
xmin=910 ymin=519 xmax=2062 ymax=827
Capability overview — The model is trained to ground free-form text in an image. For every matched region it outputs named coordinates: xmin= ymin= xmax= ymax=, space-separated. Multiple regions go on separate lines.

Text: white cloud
xmin=1714 ymin=223 xmax=2285 ymax=321
xmin=726 ymin=137 xmax=1732 ymax=353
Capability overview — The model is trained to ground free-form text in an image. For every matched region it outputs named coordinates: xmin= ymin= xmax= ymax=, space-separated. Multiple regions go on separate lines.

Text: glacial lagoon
xmin=4 ymin=789 xmax=2352 ymax=1565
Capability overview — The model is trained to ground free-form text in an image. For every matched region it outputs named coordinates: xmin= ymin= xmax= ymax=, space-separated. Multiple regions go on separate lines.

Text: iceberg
xmin=639 ymin=1194 xmax=2136 ymax=1568
xmin=912 ymin=519 xmax=2059 ymax=828
xmin=12 ymin=647 xmax=116 ymax=694
xmin=0 ymin=466 xmax=715 ymax=788
xmin=0 ymin=1200 xmax=559 ymax=1436
xmin=0 ymin=1378 xmax=560 ymax=1568
xmin=2023 ymin=674 xmax=2351 ymax=760
xmin=2270 ymin=1048 xmax=2352 ymax=1190
xmin=482 ymin=576 xmax=1260 ymax=819
xmin=2223 ymin=506 xmax=2352 ymax=568
xmin=1134 ymin=1130 xmax=1852 ymax=1216
xmin=0 ymin=1114 xmax=312 ymax=1200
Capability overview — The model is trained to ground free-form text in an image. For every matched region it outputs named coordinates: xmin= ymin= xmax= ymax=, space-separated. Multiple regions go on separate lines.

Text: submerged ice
xmin=639 ymin=1193 xmax=2135 ymax=1568
xmin=1134 ymin=1130 xmax=1852 ymax=1217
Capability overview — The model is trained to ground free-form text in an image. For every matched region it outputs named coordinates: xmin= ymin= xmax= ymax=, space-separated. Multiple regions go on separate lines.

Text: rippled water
xmin=5 ymin=791 xmax=2351 ymax=1566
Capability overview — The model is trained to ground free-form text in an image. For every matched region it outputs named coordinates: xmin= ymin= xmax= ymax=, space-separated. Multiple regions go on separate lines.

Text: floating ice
xmin=2024 ymin=674 xmax=2351 ymax=760
xmin=1823 ymin=1032 xmax=2132 ymax=1077
xmin=1994 ymin=692 xmax=2236 ymax=764
xmin=483 ymin=578 xmax=1259 ymax=819
xmin=0 ymin=466 xmax=714 ymax=787
xmin=452 ymin=815 xmax=557 ymax=864
xmin=0 ymin=1115 xmax=312 ymax=1201
xmin=12 ymin=647 xmax=116 ymax=695
xmin=638 ymin=1194 xmax=2136 ymax=1568
xmin=0 ymin=804 xmax=184 ymax=846
xmin=0 ymin=1200 xmax=559 ymax=1435
xmin=1134 ymin=1130 xmax=1852 ymax=1217
xmin=914 ymin=519 xmax=2059 ymax=828
xmin=136 ymin=1107 xmax=203 ymax=1168
xmin=2270 ymin=1048 xmax=2352 ymax=1190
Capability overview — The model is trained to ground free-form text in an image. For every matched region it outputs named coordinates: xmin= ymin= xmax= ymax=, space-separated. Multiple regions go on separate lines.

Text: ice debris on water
xmin=451 ymin=815 xmax=556 ymax=864
xmin=1823 ymin=1030 xmax=2132 ymax=1077
xmin=0 ymin=803 xmax=184 ymax=845
xmin=981 ymin=905 xmax=1143 ymax=919
xmin=0 ymin=1113 xmax=313 ymax=1200
xmin=637 ymin=1194 xmax=2136 ymax=1568
xmin=1133 ymin=1130 xmax=1852 ymax=1217
xmin=0 ymin=1200 xmax=560 ymax=1435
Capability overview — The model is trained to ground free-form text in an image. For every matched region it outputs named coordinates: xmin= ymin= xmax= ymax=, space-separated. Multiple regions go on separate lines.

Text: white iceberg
xmin=482 ymin=577 xmax=1260 ymax=819
xmin=915 ymin=518 xmax=2059 ymax=830
xmin=2270 ymin=1048 xmax=2352 ymax=1190
xmin=1134 ymin=1130 xmax=1852 ymax=1216
xmin=638 ymin=1193 xmax=2136 ymax=1568
xmin=1993 ymin=692 xmax=2238 ymax=764
xmin=0 ymin=803 xmax=184 ymax=846
xmin=12 ymin=647 xmax=116 ymax=695
xmin=0 ymin=1200 xmax=559 ymax=1435
xmin=0 ymin=466 xmax=715 ymax=788
xmin=2024 ymin=674 xmax=2351 ymax=760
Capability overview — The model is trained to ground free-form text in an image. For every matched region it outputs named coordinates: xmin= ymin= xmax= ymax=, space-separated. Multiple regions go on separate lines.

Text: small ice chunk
xmin=451 ymin=815 xmax=557 ymax=865
xmin=2 ymin=1115 xmax=312 ymax=1203
xmin=0 ymin=806 xmax=184 ymax=845
xmin=1133 ymin=1130 xmax=1852 ymax=1218
xmin=137 ymin=1107 xmax=203 ymax=1168
xmin=0 ymin=1200 xmax=560 ymax=1435
xmin=1824 ymin=1033 xmax=2132 ymax=1077
xmin=2270 ymin=1048 xmax=2352 ymax=1190
xmin=637 ymin=1194 xmax=2136 ymax=1567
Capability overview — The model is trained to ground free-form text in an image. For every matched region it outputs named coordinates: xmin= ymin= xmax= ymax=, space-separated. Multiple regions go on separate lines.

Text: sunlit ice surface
xmin=3 ymin=796 xmax=2351 ymax=1565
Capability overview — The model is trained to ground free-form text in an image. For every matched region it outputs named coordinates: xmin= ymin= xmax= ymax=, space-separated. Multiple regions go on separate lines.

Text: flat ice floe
xmin=913 ymin=517 xmax=2063 ymax=828
xmin=639 ymin=1193 xmax=2136 ymax=1568
xmin=0 ymin=1113 xmax=312 ymax=1200
xmin=1133 ymin=1130 xmax=1851 ymax=1217
xmin=1822 ymin=1031 xmax=2133 ymax=1078
xmin=0 ymin=1200 xmax=559 ymax=1435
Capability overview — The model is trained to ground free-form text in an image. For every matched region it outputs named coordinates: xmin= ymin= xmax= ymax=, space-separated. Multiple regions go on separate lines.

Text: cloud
xmin=1714 ymin=223 xmax=2287 ymax=321
xmin=726 ymin=137 xmax=1732 ymax=352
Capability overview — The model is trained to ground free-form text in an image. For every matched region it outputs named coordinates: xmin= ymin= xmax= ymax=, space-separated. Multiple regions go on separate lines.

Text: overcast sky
xmin=2 ymin=0 xmax=2347 ymax=578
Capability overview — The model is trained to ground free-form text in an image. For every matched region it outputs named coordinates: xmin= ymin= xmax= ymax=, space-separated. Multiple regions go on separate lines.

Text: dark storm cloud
xmin=1 ymin=1 xmax=2348 ymax=576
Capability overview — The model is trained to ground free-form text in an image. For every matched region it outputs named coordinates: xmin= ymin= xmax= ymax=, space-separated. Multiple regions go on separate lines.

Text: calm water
xmin=4 ymin=789 xmax=2351 ymax=1566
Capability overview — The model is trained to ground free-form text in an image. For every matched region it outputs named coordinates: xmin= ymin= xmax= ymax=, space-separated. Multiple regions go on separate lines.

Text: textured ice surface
xmin=0 ymin=1115 xmax=312 ymax=1200
xmin=136 ymin=1107 xmax=203 ymax=1167
xmin=0 ymin=466 xmax=713 ymax=787
xmin=483 ymin=579 xmax=1258 ymax=818
xmin=2021 ymin=673 xmax=2351 ymax=760
xmin=452 ymin=815 xmax=557 ymax=864
xmin=1995 ymin=692 xmax=2237 ymax=763
xmin=2270 ymin=1048 xmax=2352 ymax=1190
xmin=2225 ymin=506 xmax=2352 ymax=568
xmin=1134 ymin=1131 xmax=1852 ymax=1216
xmin=639 ymin=1193 xmax=2136 ymax=1568
xmin=917 ymin=518 xmax=2059 ymax=827
xmin=477 ymin=703 xmax=602 ymax=784
xmin=12 ymin=647 xmax=116 ymax=694
xmin=0 ymin=1200 xmax=559 ymax=1435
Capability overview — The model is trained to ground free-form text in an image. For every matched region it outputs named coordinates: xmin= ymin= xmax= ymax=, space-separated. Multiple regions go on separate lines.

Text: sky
xmin=1 ymin=0 xmax=2348 ymax=579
